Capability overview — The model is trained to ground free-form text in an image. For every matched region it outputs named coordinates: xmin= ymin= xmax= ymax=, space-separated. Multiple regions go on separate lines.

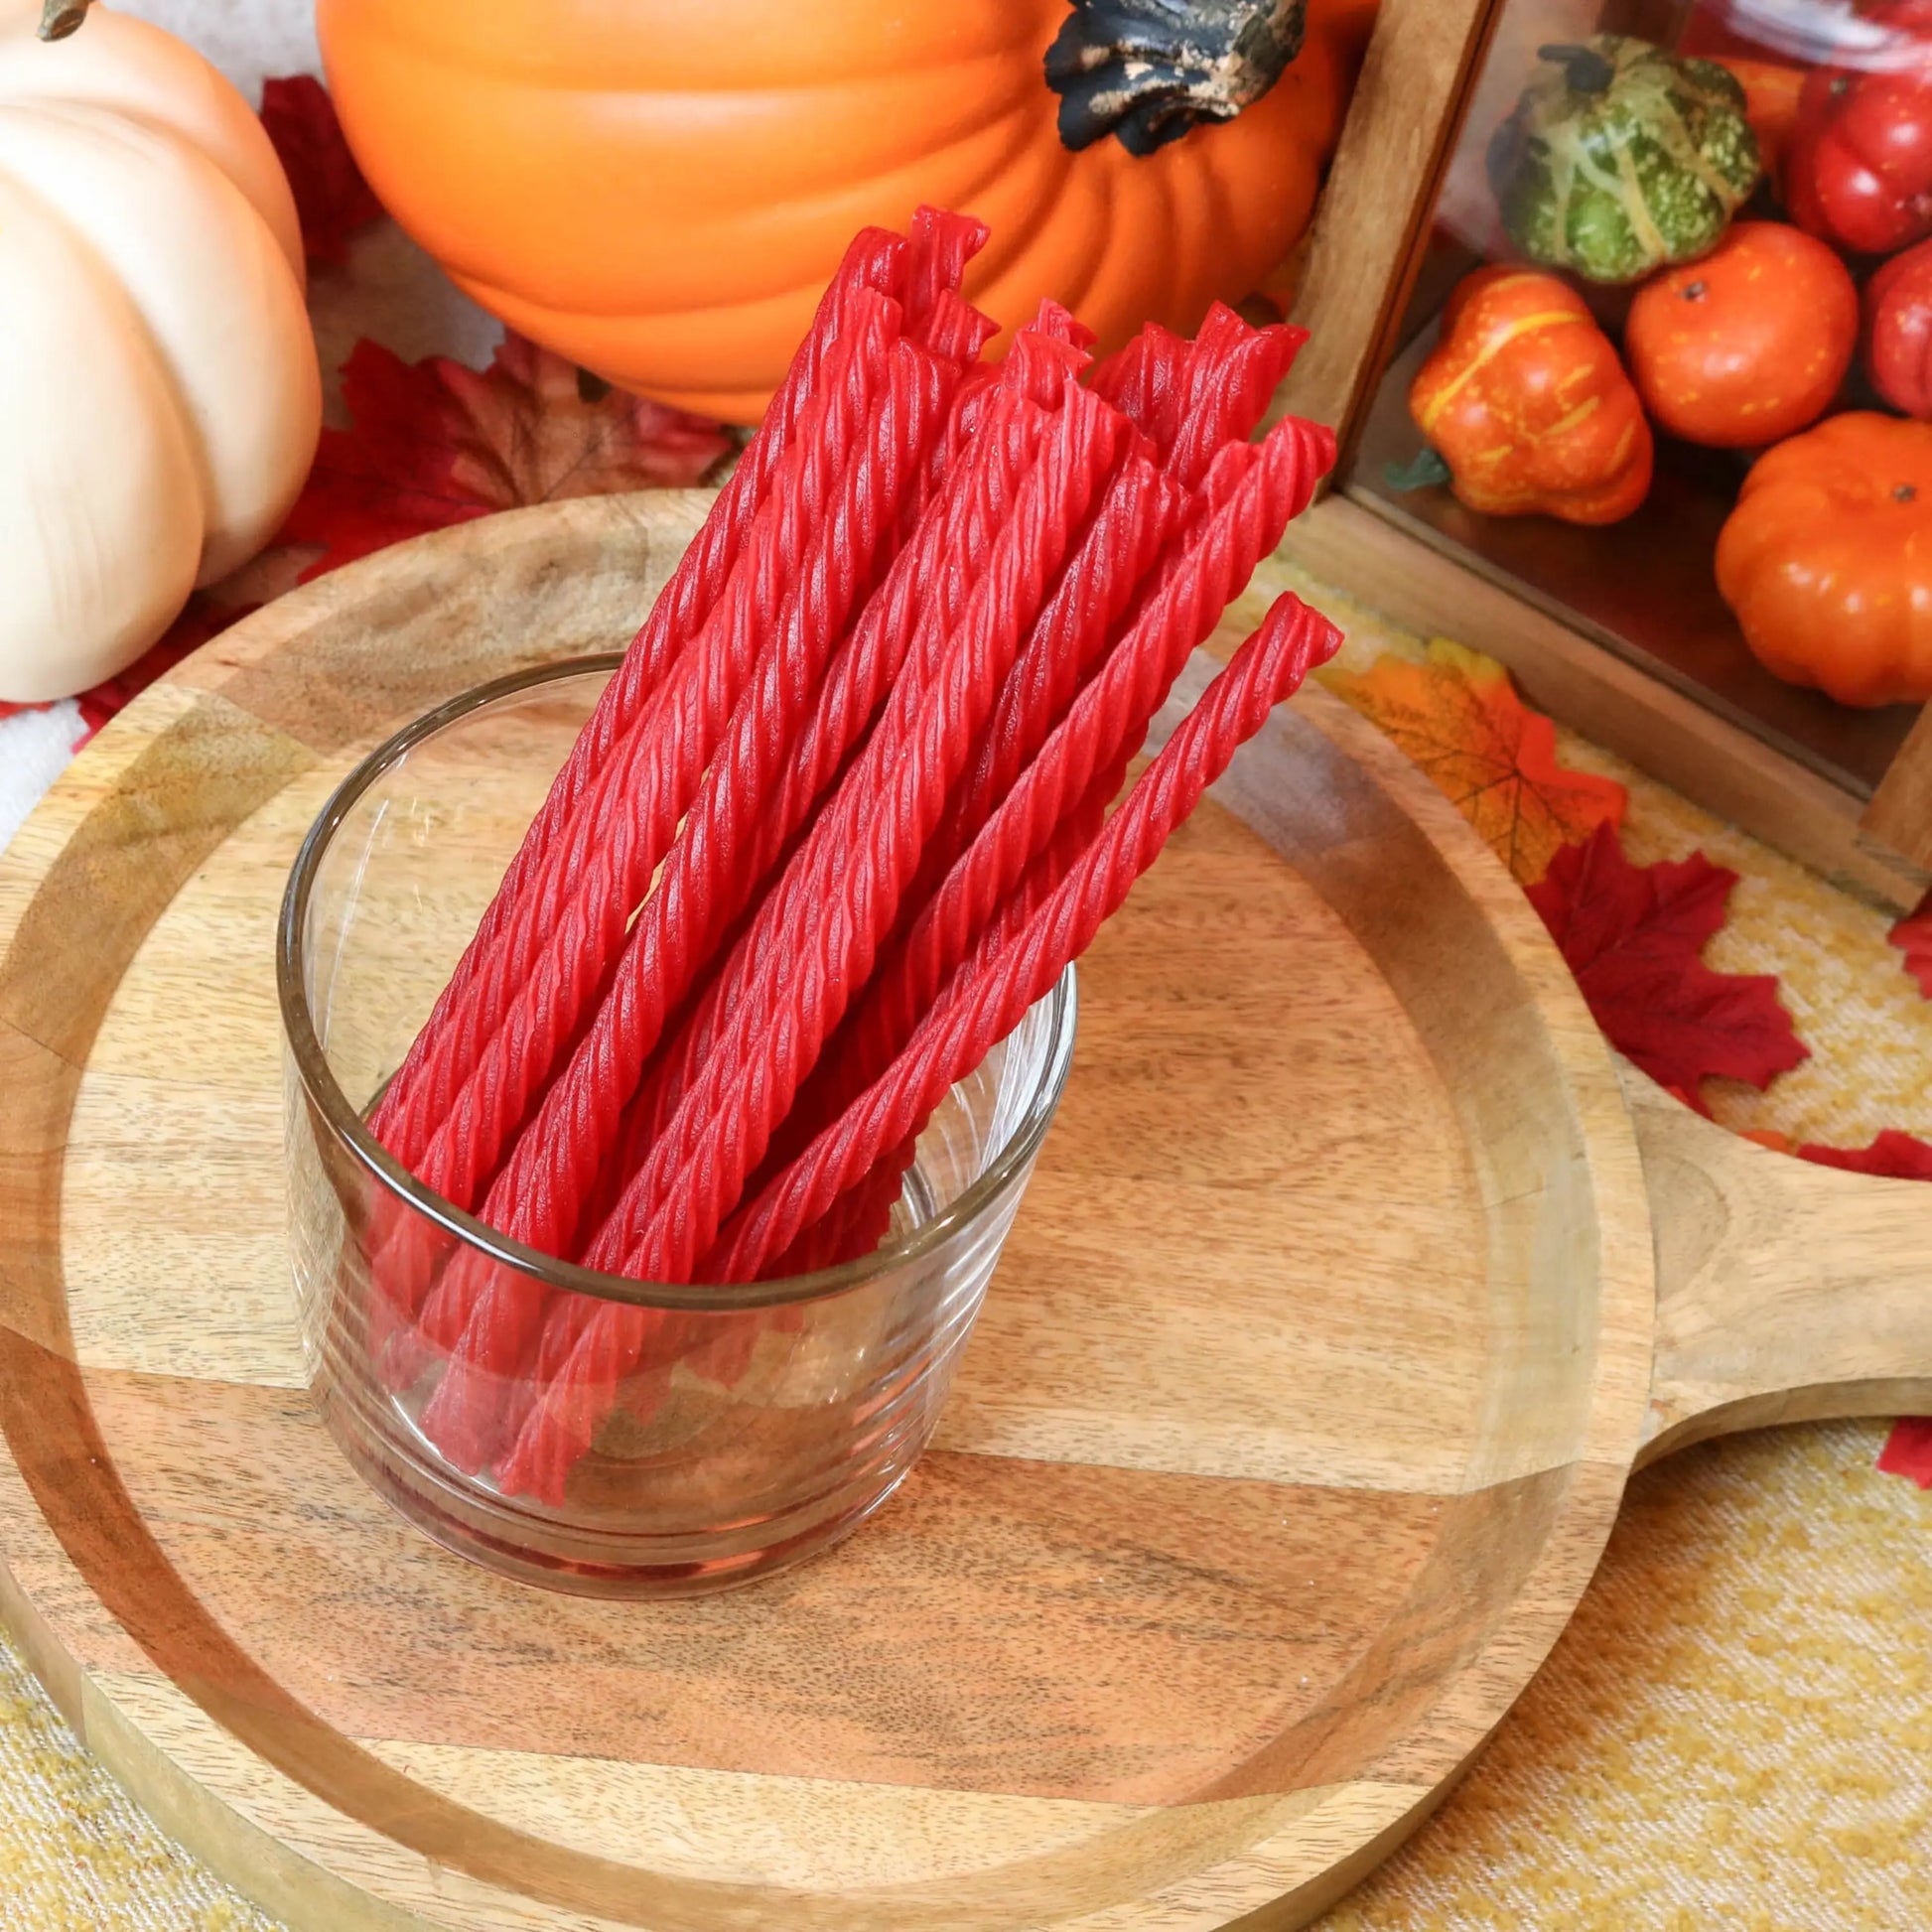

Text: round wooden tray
xmin=1 ymin=494 xmax=1927 ymax=1932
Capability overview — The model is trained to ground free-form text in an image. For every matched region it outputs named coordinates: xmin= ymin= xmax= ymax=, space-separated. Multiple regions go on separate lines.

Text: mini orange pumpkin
xmin=1716 ymin=412 xmax=1932 ymax=706
xmin=1407 ymin=266 xmax=1652 ymax=525
xmin=1625 ymin=222 xmax=1857 ymax=450
xmin=317 ymin=0 xmax=1378 ymax=423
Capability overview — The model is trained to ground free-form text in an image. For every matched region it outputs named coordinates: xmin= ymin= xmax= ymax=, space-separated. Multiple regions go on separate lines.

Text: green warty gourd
xmin=1488 ymin=36 xmax=1761 ymax=284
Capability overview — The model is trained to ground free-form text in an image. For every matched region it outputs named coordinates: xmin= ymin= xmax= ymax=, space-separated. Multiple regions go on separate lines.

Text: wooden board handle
xmin=1631 ymin=1071 xmax=1932 ymax=1465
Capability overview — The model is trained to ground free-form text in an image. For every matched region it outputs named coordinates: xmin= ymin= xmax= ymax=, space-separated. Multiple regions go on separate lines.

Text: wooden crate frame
xmin=1270 ymin=0 xmax=1932 ymax=910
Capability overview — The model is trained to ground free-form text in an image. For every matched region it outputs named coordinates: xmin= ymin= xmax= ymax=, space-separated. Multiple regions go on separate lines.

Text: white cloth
xmin=0 ymin=703 xmax=81 ymax=856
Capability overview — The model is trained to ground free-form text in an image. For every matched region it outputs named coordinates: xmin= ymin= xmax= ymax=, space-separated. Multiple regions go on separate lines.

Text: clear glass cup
xmin=278 ymin=658 xmax=1076 ymax=1597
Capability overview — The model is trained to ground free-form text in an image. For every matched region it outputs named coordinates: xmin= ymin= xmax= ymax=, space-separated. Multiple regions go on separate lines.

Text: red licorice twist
xmin=413 ymin=346 xmax=952 ymax=1471
xmin=883 ymin=449 xmax=1178 ymax=948
xmin=490 ymin=387 xmax=1125 ymax=1498
xmin=603 ymin=378 xmax=1124 ymax=1284
xmin=759 ymin=385 xmax=1035 ymax=890
xmin=368 ymin=228 xmax=906 ymax=1162
xmin=1088 ymin=321 xmax=1191 ymax=459
xmin=904 ymin=207 xmax=991 ymax=335
xmin=921 ymin=453 xmax=1180 ymax=885
xmin=1167 ymin=305 xmax=1309 ymax=490
xmin=717 ymin=594 xmax=1344 ymax=1283
xmin=607 ymin=388 xmax=1049 ymax=1183
xmin=838 ymin=413 xmax=1332 ymax=1095
xmin=497 ymin=1297 xmax=678 ymax=1504
xmin=390 ymin=299 xmax=904 ymax=1219
xmin=728 ymin=771 xmax=1111 ymax=1281
xmin=363 ymin=303 xmax=906 ymax=1372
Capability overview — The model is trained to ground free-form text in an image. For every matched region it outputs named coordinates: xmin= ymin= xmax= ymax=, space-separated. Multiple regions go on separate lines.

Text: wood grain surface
xmin=1866 ymin=704 xmax=1932 ymax=874
xmin=1275 ymin=0 xmax=1500 ymax=456
xmin=0 ymin=492 xmax=1923 ymax=1932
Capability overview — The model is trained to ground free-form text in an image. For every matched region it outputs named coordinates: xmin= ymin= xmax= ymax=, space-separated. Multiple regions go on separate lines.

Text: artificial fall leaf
xmin=1890 ymin=894 xmax=1932 ymax=1000
xmin=1798 ymin=1130 xmax=1932 ymax=1181
xmin=1328 ymin=639 xmax=1626 ymax=884
xmin=1527 ymin=821 xmax=1810 ymax=1102
xmin=259 ymin=75 xmax=383 ymax=267
xmin=280 ymin=336 xmax=734 ymax=580
xmin=1878 ymin=1418 xmax=1932 ymax=1489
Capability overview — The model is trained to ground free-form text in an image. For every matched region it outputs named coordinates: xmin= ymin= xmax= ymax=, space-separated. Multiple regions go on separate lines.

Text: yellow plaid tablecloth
xmin=2 ymin=572 xmax=1929 ymax=1931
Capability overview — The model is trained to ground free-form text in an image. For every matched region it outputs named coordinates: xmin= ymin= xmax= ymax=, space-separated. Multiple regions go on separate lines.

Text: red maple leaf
xmin=1878 ymin=1419 xmax=1932 ymax=1489
xmin=1329 ymin=640 xmax=1627 ymax=886
xmin=258 ymin=75 xmax=383 ymax=267
xmin=1798 ymin=1131 xmax=1932 ymax=1181
xmin=1890 ymin=895 xmax=1932 ymax=1001
xmin=1527 ymin=822 xmax=1810 ymax=1102
xmin=280 ymin=336 xmax=735 ymax=580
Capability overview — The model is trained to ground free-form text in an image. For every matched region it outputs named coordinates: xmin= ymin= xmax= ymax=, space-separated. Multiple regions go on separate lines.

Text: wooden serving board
xmin=1 ymin=493 xmax=1929 ymax=1932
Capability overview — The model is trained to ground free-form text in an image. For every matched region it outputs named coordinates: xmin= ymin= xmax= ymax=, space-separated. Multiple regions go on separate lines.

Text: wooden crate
xmin=1271 ymin=0 xmax=1932 ymax=909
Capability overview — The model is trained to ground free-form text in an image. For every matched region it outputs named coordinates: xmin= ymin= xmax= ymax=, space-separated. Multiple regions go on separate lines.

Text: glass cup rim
xmin=277 ymin=654 xmax=1079 ymax=1313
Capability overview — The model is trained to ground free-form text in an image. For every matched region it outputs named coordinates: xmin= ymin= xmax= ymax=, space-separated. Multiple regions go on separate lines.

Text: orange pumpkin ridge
xmin=1716 ymin=412 xmax=1932 ymax=707
xmin=318 ymin=0 xmax=1379 ymax=423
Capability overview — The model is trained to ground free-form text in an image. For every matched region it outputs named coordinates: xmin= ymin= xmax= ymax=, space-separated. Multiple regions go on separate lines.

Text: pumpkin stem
xmin=1046 ymin=0 xmax=1309 ymax=156
xmin=1540 ymin=42 xmax=1617 ymax=95
xmin=1385 ymin=448 xmax=1453 ymax=493
xmin=38 ymin=0 xmax=94 ymax=40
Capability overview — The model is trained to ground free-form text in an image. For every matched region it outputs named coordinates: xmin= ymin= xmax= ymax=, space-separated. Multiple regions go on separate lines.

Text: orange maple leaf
xmin=1327 ymin=640 xmax=1627 ymax=884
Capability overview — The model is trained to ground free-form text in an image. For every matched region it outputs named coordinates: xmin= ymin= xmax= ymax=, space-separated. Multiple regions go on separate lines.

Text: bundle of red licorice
xmin=366 ymin=207 xmax=1340 ymax=1504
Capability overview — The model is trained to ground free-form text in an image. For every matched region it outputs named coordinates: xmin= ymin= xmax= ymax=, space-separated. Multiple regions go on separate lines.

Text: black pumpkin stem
xmin=39 ymin=0 xmax=93 ymax=39
xmin=1540 ymin=42 xmax=1617 ymax=95
xmin=1046 ymin=0 xmax=1309 ymax=156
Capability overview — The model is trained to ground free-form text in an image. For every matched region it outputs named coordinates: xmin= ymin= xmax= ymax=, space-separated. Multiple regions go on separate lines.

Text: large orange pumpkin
xmin=316 ymin=0 xmax=1378 ymax=422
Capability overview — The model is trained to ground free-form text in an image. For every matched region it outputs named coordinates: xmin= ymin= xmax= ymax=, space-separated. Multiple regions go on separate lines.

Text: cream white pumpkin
xmin=0 ymin=0 xmax=320 ymax=703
